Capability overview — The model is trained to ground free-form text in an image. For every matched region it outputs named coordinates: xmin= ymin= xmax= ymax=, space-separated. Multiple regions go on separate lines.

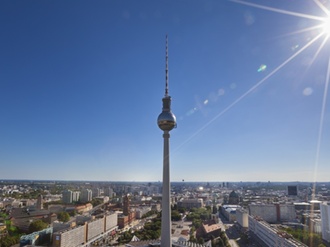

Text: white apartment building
xmin=321 ymin=201 xmax=330 ymax=243
xmin=81 ymin=189 xmax=92 ymax=202
xmin=236 ymin=208 xmax=249 ymax=228
xmin=53 ymin=212 xmax=118 ymax=247
xmin=72 ymin=191 xmax=80 ymax=202
xmin=248 ymin=215 xmax=307 ymax=247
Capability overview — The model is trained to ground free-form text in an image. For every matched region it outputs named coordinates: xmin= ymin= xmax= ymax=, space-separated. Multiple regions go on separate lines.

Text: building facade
xmin=248 ymin=215 xmax=307 ymax=247
xmin=321 ymin=201 xmax=330 ymax=243
xmin=249 ymin=203 xmax=296 ymax=223
xmin=177 ymin=199 xmax=203 ymax=209
xmin=81 ymin=189 xmax=92 ymax=203
xmin=52 ymin=212 xmax=118 ymax=247
xmin=62 ymin=190 xmax=73 ymax=204
xmin=236 ymin=208 xmax=249 ymax=228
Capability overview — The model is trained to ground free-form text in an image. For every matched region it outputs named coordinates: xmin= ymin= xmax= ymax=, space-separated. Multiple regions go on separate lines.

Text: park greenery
xmin=186 ymin=207 xmax=211 ymax=229
xmin=117 ymin=215 xmax=161 ymax=244
xmin=0 ymin=218 xmax=22 ymax=247
xmin=91 ymin=198 xmax=104 ymax=207
xmin=28 ymin=220 xmax=49 ymax=233
xmin=0 ymin=235 xmax=20 ymax=247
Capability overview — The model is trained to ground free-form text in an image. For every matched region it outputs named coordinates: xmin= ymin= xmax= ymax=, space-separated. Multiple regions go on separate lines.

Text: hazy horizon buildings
xmin=104 ymin=187 xmax=114 ymax=198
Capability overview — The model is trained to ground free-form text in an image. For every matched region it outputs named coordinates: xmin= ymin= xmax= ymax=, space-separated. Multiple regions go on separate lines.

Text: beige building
xmin=249 ymin=203 xmax=296 ymax=223
xmin=177 ymin=198 xmax=203 ymax=209
xmin=236 ymin=208 xmax=249 ymax=228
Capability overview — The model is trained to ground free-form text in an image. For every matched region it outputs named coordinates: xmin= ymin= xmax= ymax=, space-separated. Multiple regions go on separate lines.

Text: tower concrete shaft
xmin=161 ymin=130 xmax=171 ymax=247
xmin=158 ymin=35 xmax=176 ymax=247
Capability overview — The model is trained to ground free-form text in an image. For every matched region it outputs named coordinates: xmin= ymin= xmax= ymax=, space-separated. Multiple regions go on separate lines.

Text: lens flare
xmin=257 ymin=64 xmax=267 ymax=72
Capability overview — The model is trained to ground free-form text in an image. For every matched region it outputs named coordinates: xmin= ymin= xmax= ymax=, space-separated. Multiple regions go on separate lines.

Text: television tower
xmin=157 ymin=35 xmax=176 ymax=247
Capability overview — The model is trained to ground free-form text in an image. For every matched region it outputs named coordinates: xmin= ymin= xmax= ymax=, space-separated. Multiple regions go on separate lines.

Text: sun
xmin=322 ymin=16 xmax=330 ymax=36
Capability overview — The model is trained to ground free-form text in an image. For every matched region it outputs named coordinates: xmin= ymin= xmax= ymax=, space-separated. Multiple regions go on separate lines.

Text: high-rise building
xmin=288 ymin=185 xmax=298 ymax=196
xmin=81 ymin=189 xmax=92 ymax=203
xmin=92 ymin=188 xmax=101 ymax=198
xmin=157 ymin=35 xmax=177 ymax=247
xmin=321 ymin=202 xmax=330 ymax=242
xmin=104 ymin=187 xmax=114 ymax=198
xmin=62 ymin=190 xmax=73 ymax=204
xmin=72 ymin=191 xmax=80 ymax=202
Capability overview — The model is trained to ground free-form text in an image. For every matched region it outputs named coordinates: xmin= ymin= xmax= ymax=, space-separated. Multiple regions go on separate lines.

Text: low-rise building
xmin=196 ymin=220 xmax=221 ymax=241
xmin=221 ymin=205 xmax=240 ymax=222
xmin=177 ymin=199 xmax=203 ymax=209
xmin=10 ymin=207 xmax=57 ymax=232
xmin=135 ymin=206 xmax=152 ymax=219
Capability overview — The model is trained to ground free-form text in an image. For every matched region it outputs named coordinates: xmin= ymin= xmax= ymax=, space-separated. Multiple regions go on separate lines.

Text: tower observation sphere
xmin=157 ymin=96 xmax=176 ymax=131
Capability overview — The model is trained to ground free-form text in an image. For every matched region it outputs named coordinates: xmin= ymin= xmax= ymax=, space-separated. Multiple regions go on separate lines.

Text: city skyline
xmin=1 ymin=0 xmax=330 ymax=182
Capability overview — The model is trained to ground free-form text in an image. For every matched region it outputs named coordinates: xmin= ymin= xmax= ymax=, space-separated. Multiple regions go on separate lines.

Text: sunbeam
xmin=230 ymin=0 xmax=326 ymax=21
xmin=174 ymin=32 xmax=324 ymax=153
xmin=298 ymin=35 xmax=329 ymax=84
xmin=313 ymin=0 xmax=330 ymax=16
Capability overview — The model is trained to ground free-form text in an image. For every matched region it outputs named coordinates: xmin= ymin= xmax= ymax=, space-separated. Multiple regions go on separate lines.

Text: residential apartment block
xmin=248 ymin=215 xmax=308 ymax=247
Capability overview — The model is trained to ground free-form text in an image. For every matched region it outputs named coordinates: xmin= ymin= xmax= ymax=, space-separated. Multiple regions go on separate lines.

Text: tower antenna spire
xmin=165 ymin=34 xmax=169 ymax=97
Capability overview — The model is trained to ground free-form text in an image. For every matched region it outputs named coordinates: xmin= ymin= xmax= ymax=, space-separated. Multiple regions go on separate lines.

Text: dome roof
xmin=229 ymin=190 xmax=239 ymax=198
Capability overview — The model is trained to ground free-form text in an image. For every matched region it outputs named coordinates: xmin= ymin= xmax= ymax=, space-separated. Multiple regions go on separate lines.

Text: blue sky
xmin=0 ymin=0 xmax=329 ymax=182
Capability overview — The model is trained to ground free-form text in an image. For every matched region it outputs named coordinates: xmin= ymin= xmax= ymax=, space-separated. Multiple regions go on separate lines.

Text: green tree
xmin=282 ymin=227 xmax=323 ymax=247
xmin=192 ymin=218 xmax=202 ymax=229
xmin=68 ymin=210 xmax=77 ymax=217
xmin=171 ymin=210 xmax=182 ymax=221
xmin=178 ymin=207 xmax=186 ymax=214
xmin=91 ymin=198 xmax=103 ymax=207
xmin=198 ymin=237 xmax=205 ymax=244
xmin=28 ymin=220 xmax=48 ymax=233
xmin=0 ymin=235 xmax=20 ymax=247
xmin=57 ymin=212 xmax=70 ymax=222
